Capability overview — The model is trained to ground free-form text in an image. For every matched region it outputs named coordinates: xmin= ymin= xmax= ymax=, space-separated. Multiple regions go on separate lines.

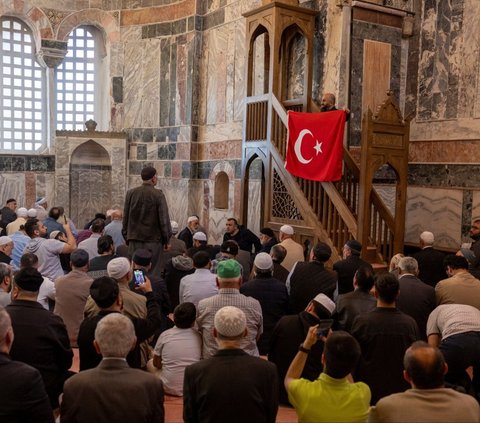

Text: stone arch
xmin=56 ymin=9 xmax=120 ymax=44
xmin=214 ymin=172 xmax=229 ymax=210
xmin=70 ymin=140 xmax=112 ymax=227
xmin=207 ymin=162 xmax=236 ymax=245
xmin=0 ymin=0 xmax=54 ymax=51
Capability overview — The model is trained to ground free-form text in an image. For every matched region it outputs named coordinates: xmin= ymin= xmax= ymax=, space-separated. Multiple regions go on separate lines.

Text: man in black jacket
xmin=287 ymin=242 xmax=337 ymax=314
xmin=396 ymin=256 xmax=435 ymax=340
xmin=122 ymin=166 xmax=172 ymax=276
xmin=184 ymin=306 xmax=278 ymax=423
xmin=6 ymin=267 xmax=73 ymax=408
xmin=77 ymin=275 xmax=162 ymax=370
xmin=334 ymin=264 xmax=376 ymax=332
xmin=333 ymin=240 xmax=369 ymax=295
xmin=0 ymin=307 xmax=54 ymax=423
xmin=412 ymin=231 xmax=446 ymax=287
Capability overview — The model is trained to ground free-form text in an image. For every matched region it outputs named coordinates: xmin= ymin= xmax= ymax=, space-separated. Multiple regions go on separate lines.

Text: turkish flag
xmin=285 ymin=110 xmax=346 ymax=181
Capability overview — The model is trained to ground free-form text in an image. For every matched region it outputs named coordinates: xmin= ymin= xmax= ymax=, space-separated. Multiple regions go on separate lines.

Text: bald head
xmin=320 ymin=92 xmax=336 ymax=111
xmin=404 ymin=341 xmax=446 ymax=389
xmin=0 ymin=307 xmax=13 ymax=352
xmin=111 ymin=209 xmax=123 ymax=220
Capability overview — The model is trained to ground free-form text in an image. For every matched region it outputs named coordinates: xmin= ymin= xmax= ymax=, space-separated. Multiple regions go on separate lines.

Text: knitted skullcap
xmin=214 ymin=306 xmax=247 ymax=338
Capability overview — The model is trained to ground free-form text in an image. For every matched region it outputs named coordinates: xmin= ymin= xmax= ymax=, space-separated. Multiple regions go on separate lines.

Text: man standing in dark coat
xmin=240 ymin=253 xmax=288 ymax=354
xmin=334 ymin=264 xmax=376 ymax=332
xmin=122 ymin=166 xmax=172 ymax=277
xmin=412 ymin=231 xmax=446 ymax=287
xmin=396 ymin=257 xmax=436 ymax=340
xmin=287 ymin=242 xmax=337 ymax=314
xmin=268 ymin=293 xmax=335 ymax=405
xmin=0 ymin=307 xmax=54 ymax=423
xmin=333 ymin=239 xmax=369 ymax=295
xmin=184 ymin=306 xmax=278 ymax=423
xmin=6 ymin=267 xmax=73 ymax=408
xmin=351 ymin=272 xmax=420 ymax=404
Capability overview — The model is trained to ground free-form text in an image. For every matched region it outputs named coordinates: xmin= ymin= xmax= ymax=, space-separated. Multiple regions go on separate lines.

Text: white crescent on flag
xmin=294 ymin=129 xmax=314 ymax=164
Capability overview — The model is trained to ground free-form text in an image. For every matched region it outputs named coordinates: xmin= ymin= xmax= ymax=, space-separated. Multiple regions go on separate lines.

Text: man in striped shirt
xmin=196 ymin=259 xmax=263 ymax=359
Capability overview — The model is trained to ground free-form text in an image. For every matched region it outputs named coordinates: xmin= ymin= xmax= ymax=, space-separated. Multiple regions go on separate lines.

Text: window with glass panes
xmin=56 ymin=26 xmax=97 ymax=130
xmin=0 ymin=17 xmax=46 ymax=152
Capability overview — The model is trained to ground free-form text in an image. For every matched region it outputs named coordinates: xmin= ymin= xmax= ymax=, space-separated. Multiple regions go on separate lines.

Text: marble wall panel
xmin=417 ymin=0 xmax=475 ymax=121
xmin=124 ymin=41 xmax=144 ymax=128
xmin=405 ymin=186 xmax=463 ymax=250
xmin=373 ymin=184 xmax=396 ymax=216
xmin=199 ymin=122 xmax=242 ymax=143
xmin=157 ymin=178 xmax=190 ymax=228
xmin=470 ymin=191 xmax=480 ymax=229
xmin=233 ymin=18 xmax=246 ymax=122
xmin=0 ymin=174 xmax=26 ymax=207
xmin=247 ymin=180 xmax=261 ymax=236
xmin=205 ymin=26 xmax=228 ymax=124
xmin=142 ymin=39 xmax=161 ymax=127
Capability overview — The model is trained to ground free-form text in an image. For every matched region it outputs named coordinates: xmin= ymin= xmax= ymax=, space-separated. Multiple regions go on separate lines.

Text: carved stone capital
xmin=37 ymin=40 xmax=68 ymax=68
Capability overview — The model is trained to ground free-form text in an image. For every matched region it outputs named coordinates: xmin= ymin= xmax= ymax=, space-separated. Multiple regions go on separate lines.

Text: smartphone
xmin=133 ymin=269 xmax=146 ymax=286
xmin=316 ymin=319 xmax=334 ymax=338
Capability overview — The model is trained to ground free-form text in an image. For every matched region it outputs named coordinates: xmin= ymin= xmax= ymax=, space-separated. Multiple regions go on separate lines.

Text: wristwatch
xmin=298 ymin=343 xmax=311 ymax=354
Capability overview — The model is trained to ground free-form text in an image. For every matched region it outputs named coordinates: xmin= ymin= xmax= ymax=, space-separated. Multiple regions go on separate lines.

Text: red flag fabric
xmin=285 ymin=110 xmax=346 ymax=181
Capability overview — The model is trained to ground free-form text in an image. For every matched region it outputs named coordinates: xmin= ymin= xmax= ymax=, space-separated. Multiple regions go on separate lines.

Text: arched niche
xmin=214 ymin=172 xmax=229 ymax=209
xmin=283 ymin=29 xmax=306 ymax=101
xmin=247 ymin=25 xmax=270 ymax=97
xmin=70 ymin=140 xmax=112 ymax=227
xmin=55 ymin=129 xmax=127 ymax=230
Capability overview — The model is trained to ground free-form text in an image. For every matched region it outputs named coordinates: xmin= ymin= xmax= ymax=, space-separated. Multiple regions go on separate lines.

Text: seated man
xmin=285 ymin=330 xmax=371 ymax=423
xmin=6 ymin=267 xmax=73 ymax=408
xmin=148 ymin=302 xmax=201 ymax=396
xmin=0 ymin=307 xmax=54 ymax=423
xmin=61 ymin=313 xmax=164 ymax=423
xmin=184 ymin=306 xmax=278 ymax=423
xmin=370 ymin=341 xmax=480 ymax=422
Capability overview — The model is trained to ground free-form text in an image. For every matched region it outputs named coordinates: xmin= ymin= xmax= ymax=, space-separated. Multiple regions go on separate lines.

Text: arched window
xmin=0 ymin=17 xmax=46 ymax=152
xmin=56 ymin=26 xmax=100 ymax=130
xmin=214 ymin=172 xmax=229 ymax=209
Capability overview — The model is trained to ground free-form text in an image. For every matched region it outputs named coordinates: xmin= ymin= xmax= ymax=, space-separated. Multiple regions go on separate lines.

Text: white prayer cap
xmin=193 ymin=232 xmax=207 ymax=242
xmin=280 ymin=225 xmax=294 ymax=235
xmin=214 ymin=306 xmax=246 ymax=338
xmin=107 ymin=257 xmax=131 ymax=280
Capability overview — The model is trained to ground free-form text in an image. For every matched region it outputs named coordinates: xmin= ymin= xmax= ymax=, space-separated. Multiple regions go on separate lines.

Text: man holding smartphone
xmin=285 ymin=330 xmax=370 ymax=422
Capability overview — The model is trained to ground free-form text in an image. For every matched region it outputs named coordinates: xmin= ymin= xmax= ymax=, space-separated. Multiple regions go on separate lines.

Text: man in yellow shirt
xmin=285 ymin=328 xmax=371 ymax=422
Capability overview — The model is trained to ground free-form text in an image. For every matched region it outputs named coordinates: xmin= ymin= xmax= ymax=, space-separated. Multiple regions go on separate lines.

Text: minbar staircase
xmin=241 ymin=1 xmax=410 ymax=269
xmin=242 ymin=91 xmax=410 ymax=269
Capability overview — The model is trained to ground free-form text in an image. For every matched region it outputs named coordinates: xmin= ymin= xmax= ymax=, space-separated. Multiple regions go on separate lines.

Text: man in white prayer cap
xmin=183 ymin=306 xmax=279 ymax=423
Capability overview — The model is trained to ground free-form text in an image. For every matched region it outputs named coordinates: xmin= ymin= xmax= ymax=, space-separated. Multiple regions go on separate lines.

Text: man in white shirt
xmin=149 ymin=302 xmax=201 ymax=396
xmin=179 ymin=251 xmax=218 ymax=307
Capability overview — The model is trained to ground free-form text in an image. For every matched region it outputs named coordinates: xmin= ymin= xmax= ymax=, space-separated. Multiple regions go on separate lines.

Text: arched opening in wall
xmin=244 ymin=155 xmax=265 ymax=236
xmin=214 ymin=172 xmax=229 ymax=210
xmin=248 ymin=25 xmax=270 ymax=96
xmin=281 ymin=25 xmax=306 ymax=110
xmin=56 ymin=25 xmax=109 ymax=131
xmin=70 ymin=140 xmax=112 ymax=227
xmin=372 ymin=163 xmax=399 ymax=216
